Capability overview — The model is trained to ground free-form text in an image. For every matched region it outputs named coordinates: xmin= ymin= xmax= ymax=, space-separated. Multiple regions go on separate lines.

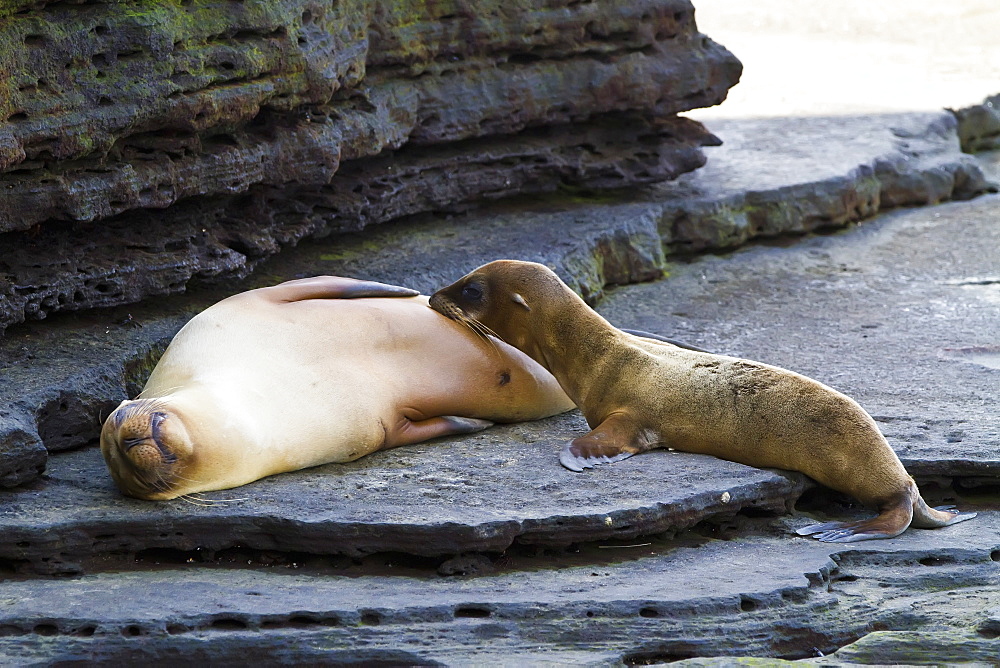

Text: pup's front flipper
xmin=559 ymin=413 xmax=653 ymax=472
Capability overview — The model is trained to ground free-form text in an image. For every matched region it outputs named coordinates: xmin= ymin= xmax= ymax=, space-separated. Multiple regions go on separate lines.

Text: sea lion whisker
xmin=153 ymin=468 xmax=176 ymax=488
xmin=470 ymin=317 xmax=503 ymax=343
xmin=465 ymin=317 xmax=503 ymax=358
xmin=152 ymin=387 xmax=183 ymax=397
xmin=443 ymin=304 xmax=504 ymax=356
xmin=188 ymin=493 xmax=249 ymax=504
xmin=470 ymin=317 xmax=501 ymax=341
xmin=137 ymin=388 xmax=176 ymax=400
xmin=145 ymin=473 xmax=171 ymax=495
xmin=146 ymin=467 xmax=195 ymax=496
xmin=450 ymin=307 xmax=499 ymax=339
xmin=463 ymin=316 xmax=487 ymax=338
xmin=119 ymin=398 xmax=167 ymax=423
xmin=176 ymin=494 xmax=215 ymax=507
xmin=162 ymin=470 xmax=206 ymax=486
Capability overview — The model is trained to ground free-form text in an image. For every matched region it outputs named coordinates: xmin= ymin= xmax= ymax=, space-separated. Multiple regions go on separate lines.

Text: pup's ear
xmin=511 ymin=293 xmax=531 ymax=311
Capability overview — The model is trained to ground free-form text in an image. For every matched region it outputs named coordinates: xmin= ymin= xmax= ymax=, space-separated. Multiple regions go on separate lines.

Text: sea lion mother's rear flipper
xmin=559 ymin=413 xmax=652 ymax=472
xmin=267 ymin=276 xmax=419 ymax=302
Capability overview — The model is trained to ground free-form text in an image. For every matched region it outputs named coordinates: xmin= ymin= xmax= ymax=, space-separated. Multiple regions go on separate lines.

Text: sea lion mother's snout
xmin=106 ymin=405 xmax=178 ymax=468
xmin=122 ymin=437 xmax=146 ymax=451
xmin=120 ymin=435 xmax=172 ymax=460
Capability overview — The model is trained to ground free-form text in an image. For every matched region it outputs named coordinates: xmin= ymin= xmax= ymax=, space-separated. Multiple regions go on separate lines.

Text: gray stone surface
xmin=3 ymin=0 xmax=999 ymax=660
xmin=0 ymin=514 xmax=996 ymax=664
xmin=0 ymin=108 xmax=998 ymax=661
xmin=0 ymin=419 xmax=807 ymax=575
xmin=652 ymin=111 xmax=993 ymax=254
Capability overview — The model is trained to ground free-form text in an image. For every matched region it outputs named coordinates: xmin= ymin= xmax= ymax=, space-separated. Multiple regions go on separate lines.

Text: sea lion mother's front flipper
xmin=559 ymin=413 xmax=654 ymax=472
xmin=382 ymin=416 xmax=494 ymax=450
xmin=266 ymin=275 xmax=420 ymax=302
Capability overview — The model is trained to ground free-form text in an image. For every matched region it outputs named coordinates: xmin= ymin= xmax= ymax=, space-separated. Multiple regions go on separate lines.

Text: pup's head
xmin=428 ymin=260 xmax=567 ymax=348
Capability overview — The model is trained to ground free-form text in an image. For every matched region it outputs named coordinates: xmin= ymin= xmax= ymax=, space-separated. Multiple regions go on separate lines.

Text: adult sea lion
xmin=429 ymin=260 xmax=976 ymax=542
xmin=101 ymin=275 xmax=574 ymax=500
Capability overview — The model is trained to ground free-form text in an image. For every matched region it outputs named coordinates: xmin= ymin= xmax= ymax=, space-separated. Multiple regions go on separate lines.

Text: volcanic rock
xmin=0 ymin=0 xmax=741 ymax=331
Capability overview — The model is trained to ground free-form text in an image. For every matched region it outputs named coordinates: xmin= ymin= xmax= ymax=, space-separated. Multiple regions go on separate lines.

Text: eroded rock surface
xmin=652 ymin=112 xmax=993 ymax=254
xmin=0 ymin=111 xmax=998 ymax=662
xmin=2 ymin=0 xmax=999 ymax=662
xmin=0 ymin=0 xmax=740 ymax=331
xmin=955 ymin=93 xmax=1000 ymax=153
xmin=1 ymin=418 xmax=808 ymax=576
xmin=0 ymin=515 xmax=996 ymax=664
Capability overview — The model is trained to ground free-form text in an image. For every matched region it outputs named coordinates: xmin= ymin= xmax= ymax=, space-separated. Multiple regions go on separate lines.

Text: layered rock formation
xmin=1 ymin=110 xmax=993 ymax=489
xmin=3 ymin=2 xmax=999 ymax=661
xmin=0 ymin=147 xmax=997 ymax=660
xmin=0 ymin=0 xmax=741 ymax=332
xmin=954 ymin=93 xmax=1000 ymax=153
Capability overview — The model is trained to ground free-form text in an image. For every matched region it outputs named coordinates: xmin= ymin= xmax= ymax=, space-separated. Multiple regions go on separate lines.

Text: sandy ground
xmin=692 ymin=0 xmax=1000 ymax=117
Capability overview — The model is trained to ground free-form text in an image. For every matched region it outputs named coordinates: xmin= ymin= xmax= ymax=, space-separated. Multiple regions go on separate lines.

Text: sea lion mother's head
xmin=100 ymin=398 xmax=196 ymax=500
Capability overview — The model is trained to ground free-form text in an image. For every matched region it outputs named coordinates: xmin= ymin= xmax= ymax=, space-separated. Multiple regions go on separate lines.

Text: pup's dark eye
xmin=461 ymin=284 xmax=483 ymax=301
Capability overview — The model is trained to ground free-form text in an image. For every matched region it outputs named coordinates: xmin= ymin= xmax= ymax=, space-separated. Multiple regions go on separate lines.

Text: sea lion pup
xmin=101 ymin=275 xmax=574 ymax=501
xmin=429 ymin=260 xmax=976 ymax=542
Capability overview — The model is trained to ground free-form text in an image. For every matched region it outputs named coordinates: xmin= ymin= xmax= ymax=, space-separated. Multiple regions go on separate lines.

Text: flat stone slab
xmin=2 ymin=112 xmax=997 ymax=565
xmin=0 ymin=512 xmax=995 ymax=664
xmin=649 ymin=111 xmax=992 ymax=254
xmin=1 ymin=414 xmax=806 ymax=574
xmin=2 ymin=110 xmax=992 ymax=482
